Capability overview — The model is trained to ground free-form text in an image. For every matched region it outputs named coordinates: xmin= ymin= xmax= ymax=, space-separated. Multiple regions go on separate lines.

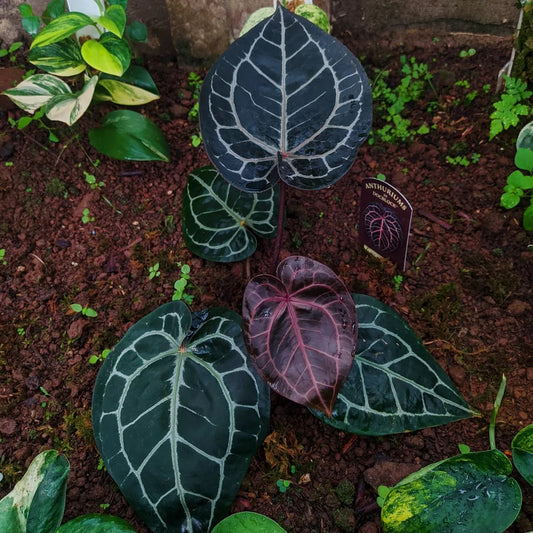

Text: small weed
xmin=97 ymin=457 xmax=106 ymax=471
xmin=148 ymin=263 xmax=161 ymax=280
xmin=276 ymin=479 xmax=291 ymax=493
xmin=0 ymin=41 xmax=23 ymax=63
xmin=459 ymin=48 xmax=476 ymax=58
xmin=188 ymin=71 xmax=203 ymax=147
xmin=172 ymin=263 xmax=194 ymax=304
xmin=84 ymin=171 xmax=104 ymax=190
xmin=89 ymin=348 xmax=110 ymax=365
xmin=81 ymin=208 xmax=94 ymax=224
xmin=446 ymin=153 xmax=480 ymax=167
xmin=191 ymin=132 xmax=203 ymax=148
xmin=392 ymin=274 xmax=403 ymax=293
xmin=100 ymin=503 xmax=110 ymax=510
xmin=70 ymin=303 xmax=98 ymax=317
xmin=5 ymin=161 xmax=13 ymax=167
xmin=0 ymin=249 xmax=6 ymax=265
xmin=8 ymin=107 xmax=59 ymax=143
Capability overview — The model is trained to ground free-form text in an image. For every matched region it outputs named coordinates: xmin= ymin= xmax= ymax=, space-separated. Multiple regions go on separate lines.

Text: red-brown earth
xmin=0 ymin=28 xmax=532 ymax=533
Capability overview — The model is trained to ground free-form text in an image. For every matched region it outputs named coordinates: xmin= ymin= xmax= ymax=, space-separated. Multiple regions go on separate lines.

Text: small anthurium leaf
xmin=310 ymin=294 xmax=474 ymax=434
xmin=30 ymin=12 xmax=94 ymax=49
xmin=125 ymin=20 xmax=147 ymax=42
xmin=512 ymin=424 xmax=533 ymax=485
xmin=97 ymin=4 xmax=126 ymax=37
xmin=92 ymin=302 xmax=270 ymax=533
xmin=183 ymin=166 xmax=279 ymax=262
xmin=57 ymin=514 xmax=137 ymax=532
xmin=88 ymin=109 xmax=170 ymax=161
xmin=0 ymin=450 xmax=69 ymax=533
xmin=94 ymin=65 xmax=160 ymax=105
xmin=381 ymin=449 xmax=521 ymax=533
xmin=212 ymin=511 xmax=287 ymax=532
xmin=200 ymin=4 xmax=372 ymax=192
xmin=81 ymin=33 xmax=130 ymax=76
xmin=515 ymin=147 xmax=533 ymax=172
xmin=243 ymin=256 xmax=357 ymax=416
xmin=2 ymin=73 xmax=71 ymax=113
xmin=45 ymin=75 xmax=97 ymax=125
xmin=28 ymin=39 xmax=85 ymax=76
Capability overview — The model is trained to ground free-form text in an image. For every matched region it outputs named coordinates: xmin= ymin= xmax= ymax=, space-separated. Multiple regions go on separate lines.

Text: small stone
xmin=67 ymin=318 xmax=87 ymax=340
xmin=0 ymin=418 xmax=17 ymax=435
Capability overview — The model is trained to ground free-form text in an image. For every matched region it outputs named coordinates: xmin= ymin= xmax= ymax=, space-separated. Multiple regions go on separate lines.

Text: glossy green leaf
xmin=81 ymin=33 xmax=130 ymax=76
xmin=42 ymin=0 xmax=66 ymax=24
xmin=97 ymin=4 xmax=126 ymax=37
xmin=2 ymin=73 xmax=71 ymax=113
xmin=513 ymin=424 xmax=533 ymax=484
xmin=523 ymin=204 xmax=533 ymax=231
xmin=95 ymin=65 xmax=159 ymax=105
xmin=212 ymin=512 xmax=287 ymax=532
xmin=0 ymin=450 xmax=69 ymax=533
xmin=57 ymin=514 xmax=137 ymax=532
xmin=45 ymin=75 xmax=97 ymax=125
xmin=311 ymin=294 xmax=474 ymax=435
xmin=294 ymin=4 xmax=330 ymax=33
xmin=500 ymin=191 xmax=521 ymax=210
xmin=515 ymin=147 xmax=533 ymax=172
xmin=28 ymin=39 xmax=85 ymax=76
xmin=507 ymin=169 xmax=533 ymax=190
xmin=239 ymin=7 xmax=275 ymax=36
xmin=31 ymin=12 xmax=94 ymax=49
xmin=125 ymin=20 xmax=148 ymax=42
xmin=92 ymin=302 xmax=270 ymax=533
xmin=89 ymin=109 xmax=170 ymax=161
xmin=183 ymin=166 xmax=279 ymax=262
xmin=381 ymin=449 xmax=522 ymax=533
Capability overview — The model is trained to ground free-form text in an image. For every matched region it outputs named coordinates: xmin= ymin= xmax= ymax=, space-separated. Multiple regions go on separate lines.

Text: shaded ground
xmin=1 ymin=29 xmax=532 ymax=532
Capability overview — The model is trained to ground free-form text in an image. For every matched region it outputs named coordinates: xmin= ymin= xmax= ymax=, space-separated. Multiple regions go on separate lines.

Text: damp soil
xmin=1 ymin=29 xmax=533 ymax=533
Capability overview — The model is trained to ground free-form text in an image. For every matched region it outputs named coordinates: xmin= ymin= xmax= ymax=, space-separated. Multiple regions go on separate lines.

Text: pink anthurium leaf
xmin=243 ymin=256 xmax=357 ymax=416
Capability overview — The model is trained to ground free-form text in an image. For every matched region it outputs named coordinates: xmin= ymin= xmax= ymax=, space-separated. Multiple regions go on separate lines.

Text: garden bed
xmin=1 ymin=29 xmax=532 ymax=532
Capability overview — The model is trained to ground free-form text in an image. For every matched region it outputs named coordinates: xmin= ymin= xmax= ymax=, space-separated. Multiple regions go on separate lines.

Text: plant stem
xmin=489 ymin=374 xmax=507 ymax=451
xmin=271 ymin=180 xmax=287 ymax=273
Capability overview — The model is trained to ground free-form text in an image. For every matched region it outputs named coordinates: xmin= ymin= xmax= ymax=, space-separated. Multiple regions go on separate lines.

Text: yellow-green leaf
xmin=28 ymin=39 xmax=85 ymax=77
xmin=31 ymin=12 xmax=94 ymax=49
xmin=95 ymin=65 xmax=159 ymax=105
xmin=81 ymin=33 xmax=130 ymax=76
xmin=97 ymin=4 xmax=126 ymax=37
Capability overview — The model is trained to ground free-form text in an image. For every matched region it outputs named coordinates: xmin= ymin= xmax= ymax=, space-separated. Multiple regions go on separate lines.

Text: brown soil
xmin=1 ymin=30 xmax=532 ymax=533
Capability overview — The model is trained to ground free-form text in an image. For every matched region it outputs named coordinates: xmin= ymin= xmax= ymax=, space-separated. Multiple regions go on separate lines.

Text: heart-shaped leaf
xmin=95 ymin=65 xmax=160 ymax=105
xmin=512 ymin=424 xmax=533 ymax=486
xmin=97 ymin=4 xmax=126 ymax=37
xmin=30 ymin=12 xmax=95 ymax=49
xmin=81 ymin=32 xmax=130 ymax=76
xmin=200 ymin=4 xmax=372 ymax=192
xmin=28 ymin=39 xmax=86 ymax=76
xmin=381 ymin=449 xmax=522 ymax=533
xmin=45 ymin=75 xmax=97 ymax=125
xmin=243 ymin=256 xmax=357 ymax=416
xmin=0 ymin=450 xmax=69 ymax=533
xmin=92 ymin=302 xmax=270 ymax=533
xmin=89 ymin=110 xmax=170 ymax=161
xmin=311 ymin=294 xmax=474 ymax=434
xmin=183 ymin=166 xmax=279 ymax=262
xmin=212 ymin=511 xmax=287 ymax=532
xmin=57 ymin=514 xmax=137 ymax=532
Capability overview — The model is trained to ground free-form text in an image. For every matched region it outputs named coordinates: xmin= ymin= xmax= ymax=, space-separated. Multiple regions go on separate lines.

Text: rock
xmin=364 ymin=461 xmax=420 ymax=491
xmin=67 ymin=318 xmax=87 ymax=340
xmin=0 ymin=418 xmax=17 ymax=435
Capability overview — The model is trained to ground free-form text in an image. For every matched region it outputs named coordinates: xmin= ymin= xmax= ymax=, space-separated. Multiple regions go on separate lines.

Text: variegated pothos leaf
xmin=311 ymin=294 xmax=474 ymax=434
xmin=92 ymin=302 xmax=270 ymax=533
xmin=45 ymin=75 xmax=97 ymax=125
xmin=182 ymin=166 xmax=279 ymax=262
xmin=200 ymin=4 xmax=372 ymax=192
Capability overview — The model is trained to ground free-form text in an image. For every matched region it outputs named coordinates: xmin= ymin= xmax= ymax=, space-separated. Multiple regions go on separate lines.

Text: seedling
xmin=276 ymin=479 xmax=291 ymax=493
xmin=81 ymin=208 xmax=94 ymax=224
xmin=89 ymin=349 xmax=110 ymax=365
xmin=459 ymin=48 xmax=476 ymax=58
xmin=70 ymin=303 xmax=98 ymax=317
xmin=0 ymin=41 xmax=23 ymax=63
xmin=97 ymin=457 xmax=106 ymax=471
xmin=84 ymin=171 xmax=104 ymax=190
xmin=172 ymin=263 xmax=194 ymax=304
xmin=0 ymin=249 xmax=6 ymax=265
xmin=8 ymin=108 xmax=59 ymax=143
xmin=148 ymin=263 xmax=161 ymax=280
xmin=392 ymin=274 xmax=403 ymax=293
xmin=446 ymin=153 xmax=480 ymax=167
xmin=188 ymin=71 xmax=203 ymax=147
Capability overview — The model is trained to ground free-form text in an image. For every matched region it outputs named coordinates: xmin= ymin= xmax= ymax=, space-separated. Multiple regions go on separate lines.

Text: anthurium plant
xmin=2 ymin=0 xmax=170 ymax=161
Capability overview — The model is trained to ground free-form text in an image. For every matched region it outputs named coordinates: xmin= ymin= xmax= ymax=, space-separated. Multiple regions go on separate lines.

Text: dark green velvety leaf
xmin=183 ymin=166 xmax=279 ymax=262
xmin=381 ymin=449 xmax=522 ymax=533
xmin=199 ymin=4 xmax=371 ymax=192
xmin=512 ymin=424 xmax=533 ymax=485
xmin=57 ymin=514 xmax=137 ymax=532
xmin=311 ymin=294 xmax=474 ymax=434
xmin=89 ymin=110 xmax=170 ymax=161
xmin=92 ymin=302 xmax=270 ymax=533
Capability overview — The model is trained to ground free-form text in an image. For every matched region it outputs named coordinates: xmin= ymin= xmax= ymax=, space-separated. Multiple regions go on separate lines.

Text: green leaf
xmin=507 ymin=169 xmax=533 ymax=190
xmin=125 ymin=20 xmax=147 ymax=42
xmin=28 ymin=39 xmax=85 ymax=76
xmin=18 ymin=3 xmax=34 ymax=17
xmin=524 ymin=204 xmax=533 ymax=231
xmin=212 ymin=512 xmax=287 ymax=532
xmin=81 ymin=33 xmax=130 ymax=76
xmin=45 ymin=75 xmax=97 ymax=125
xmin=89 ymin=110 xmax=170 ymax=161
xmin=22 ymin=15 xmax=41 ymax=37
xmin=512 ymin=425 xmax=533 ymax=485
xmin=182 ymin=166 xmax=279 ymax=262
xmin=108 ymin=0 xmax=127 ymax=8
xmin=381 ymin=449 xmax=522 ymax=533
xmin=500 ymin=191 xmax=521 ymax=209
xmin=311 ymin=294 xmax=474 ymax=435
xmin=57 ymin=514 xmax=137 ymax=532
xmin=2 ymin=73 xmax=71 ymax=113
xmin=294 ymin=4 xmax=330 ymax=33
xmin=517 ymin=120 xmax=533 ymax=151
xmin=97 ymin=4 xmax=126 ymax=37
xmin=31 ymin=12 xmax=95 ymax=49
xmin=42 ymin=0 xmax=66 ymax=24
xmin=515 ymin=147 xmax=533 ymax=172
xmin=92 ymin=302 xmax=270 ymax=533
xmin=239 ymin=7 xmax=275 ymax=36
xmin=0 ymin=450 xmax=69 ymax=533
xmin=94 ymin=65 xmax=159 ymax=105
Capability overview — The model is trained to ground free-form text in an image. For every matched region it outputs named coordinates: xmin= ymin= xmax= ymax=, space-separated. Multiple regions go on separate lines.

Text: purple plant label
xmin=358 ymin=178 xmax=413 ymax=270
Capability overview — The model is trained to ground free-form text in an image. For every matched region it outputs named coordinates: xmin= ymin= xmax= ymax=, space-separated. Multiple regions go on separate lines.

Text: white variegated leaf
xmin=45 ymin=75 xmax=97 ymax=125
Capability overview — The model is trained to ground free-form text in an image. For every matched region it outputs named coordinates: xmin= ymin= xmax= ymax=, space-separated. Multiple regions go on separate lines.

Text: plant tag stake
xmin=358 ymin=177 xmax=413 ymax=271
